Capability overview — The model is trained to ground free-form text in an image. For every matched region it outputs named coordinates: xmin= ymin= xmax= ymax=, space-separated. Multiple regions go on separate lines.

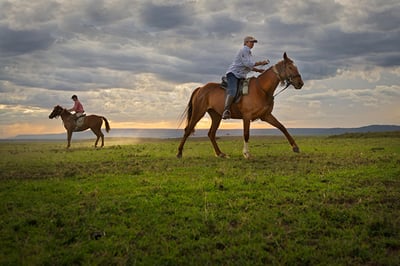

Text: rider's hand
xmin=257 ymin=60 xmax=270 ymax=66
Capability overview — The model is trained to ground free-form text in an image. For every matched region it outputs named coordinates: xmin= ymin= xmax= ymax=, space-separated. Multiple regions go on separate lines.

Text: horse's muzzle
xmin=294 ymin=81 xmax=304 ymax=90
xmin=293 ymin=78 xmax=304 ymax=90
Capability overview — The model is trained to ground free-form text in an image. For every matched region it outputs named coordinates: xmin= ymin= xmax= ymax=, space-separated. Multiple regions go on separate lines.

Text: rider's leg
xmin=74 ymin=112 xmax=83 ymax=121
xmin=222 ymin=73 xmax=238 ymax=119
xmin=222 ymin=95 xmax=235 ymax=119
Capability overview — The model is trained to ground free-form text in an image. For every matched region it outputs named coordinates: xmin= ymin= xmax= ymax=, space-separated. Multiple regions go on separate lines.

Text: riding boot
xmin=222 ymin=95 xmax=235 ymax=119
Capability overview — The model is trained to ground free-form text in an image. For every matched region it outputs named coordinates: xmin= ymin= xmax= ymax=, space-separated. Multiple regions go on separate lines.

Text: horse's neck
xmin=257 ymin=67 xmax=280 ymax=96
xmin=60 ymin=109 xmax=73 ymax=121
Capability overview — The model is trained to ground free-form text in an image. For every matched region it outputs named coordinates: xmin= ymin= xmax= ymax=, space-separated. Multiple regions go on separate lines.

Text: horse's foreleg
xmin=263 ymin=114 xmax=299 ymax=153
xmin=67 ymin=130 xmax=72 ymax=149
xmin=242 ymin=119 xmax=251 ymax=159
xmin=208 ymin=110 xmax=225 ymax=157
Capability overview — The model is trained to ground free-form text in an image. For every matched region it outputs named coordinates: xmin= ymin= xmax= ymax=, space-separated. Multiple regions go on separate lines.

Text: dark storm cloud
xmin=0 ymin=26 xmax=55 ymax=56
xmin=140 ymin=3 xmax=192 ymax=30
xmin=261 ymin=2 xmax=400 ymax=80
xmin=315 ymin=29 xmax=399 ymax=60
xmin=349 ymin=3 xmax=400 ymax=32
xmin=374 ymin=53 xmax=400 ymax=68
xmin=295 ymin=27 xmax=400 ymax=80
xmin=83 ymin=1 xmax=133 ymax=25
xmin=0 ymin=0 xmax=398 ymax=86
xmin=203 ymin=14 xmax=244 ymax=36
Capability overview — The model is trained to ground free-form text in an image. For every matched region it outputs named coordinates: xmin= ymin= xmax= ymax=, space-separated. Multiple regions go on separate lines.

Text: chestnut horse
xmin=49 ymin=105 xmax=110 ymax=148
xmin=177 ymin=52 xmax=304 ymax=158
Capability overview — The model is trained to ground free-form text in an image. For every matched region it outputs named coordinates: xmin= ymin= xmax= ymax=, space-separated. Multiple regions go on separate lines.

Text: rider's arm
xmin=255 ymin=59 xmax=270 ymax=66
xmin=68 ymin=102 xmax=77 ymax=112
xmin=252 ymin=67 xmax=264 ymax=73
xmin=253 ymin=60 xmax=269 ymax=73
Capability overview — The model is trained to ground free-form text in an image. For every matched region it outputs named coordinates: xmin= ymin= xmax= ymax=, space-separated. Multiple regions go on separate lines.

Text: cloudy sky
xmin=0 ymin=0 xmax=399 ymax=138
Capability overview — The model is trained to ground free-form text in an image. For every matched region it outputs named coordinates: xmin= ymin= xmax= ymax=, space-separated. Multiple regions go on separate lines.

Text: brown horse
xmin=49 ymin=105 xmax=110 ymax=148
xmin=177 ymin=52 xmax=304 ymax=158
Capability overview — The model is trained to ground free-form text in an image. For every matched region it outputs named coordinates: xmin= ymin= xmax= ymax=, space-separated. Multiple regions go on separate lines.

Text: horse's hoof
xmin=217 ymin=153 xmax=229 ymax=158
xmin=177 ymin=153 xmax=182 ymax=159
xmin=293 ymin=147 xmax=300 ymax=153
xmin=243 ymin=152 xmax=252 ymax=159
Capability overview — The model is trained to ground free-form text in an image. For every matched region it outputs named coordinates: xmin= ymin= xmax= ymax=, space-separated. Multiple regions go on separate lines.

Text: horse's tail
xmin=178 ymin=87 xmax=200 ymax=134
xmin=102 ymin=117 xmax=111 ymax=133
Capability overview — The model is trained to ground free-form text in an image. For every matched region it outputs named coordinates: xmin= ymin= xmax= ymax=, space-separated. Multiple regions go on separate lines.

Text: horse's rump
xmin=191 ymin=83 xmax=225 ymax=112
xmin=73 ymin=115 xmax=110 ymax=132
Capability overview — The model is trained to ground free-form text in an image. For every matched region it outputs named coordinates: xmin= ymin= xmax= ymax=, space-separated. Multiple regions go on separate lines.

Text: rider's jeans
xmin=226 ymin=72 xmax=239 ymax=97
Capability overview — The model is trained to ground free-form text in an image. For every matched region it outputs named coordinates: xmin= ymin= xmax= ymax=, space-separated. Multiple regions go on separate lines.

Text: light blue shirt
xmin=226 ymin=45 xmax=255 ymax=79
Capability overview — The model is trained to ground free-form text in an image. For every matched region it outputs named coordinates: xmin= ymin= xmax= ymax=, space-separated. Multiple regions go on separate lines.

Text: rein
xmin=273 ymin=81 xmax=291 ymax=97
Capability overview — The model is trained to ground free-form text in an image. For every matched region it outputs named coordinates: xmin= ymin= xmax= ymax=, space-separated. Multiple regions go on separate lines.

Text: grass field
xmin=0 ymin=133 xmax=399 ymax=265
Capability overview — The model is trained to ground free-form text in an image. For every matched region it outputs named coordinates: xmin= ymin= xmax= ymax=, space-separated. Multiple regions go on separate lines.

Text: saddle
xmin=73 ymin=114 xmax=86 ymax=131
xmin=220 ymin=76 xmax=250 ymax=102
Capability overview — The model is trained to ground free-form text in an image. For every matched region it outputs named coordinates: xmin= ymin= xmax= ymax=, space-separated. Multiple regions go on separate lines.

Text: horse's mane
xmin=52 ymin=105 xmax=72 ymax=118
xmin=262 ymin=60 xmax=286 ymax=86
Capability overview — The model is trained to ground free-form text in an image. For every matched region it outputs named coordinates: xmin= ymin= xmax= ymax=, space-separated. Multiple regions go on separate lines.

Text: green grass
xmin=0 ymin=134 xmax=399 ymax=265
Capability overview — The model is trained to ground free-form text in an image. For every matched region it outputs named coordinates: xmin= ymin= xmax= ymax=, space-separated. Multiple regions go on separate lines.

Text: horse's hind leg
xmin=263 ymin=114 xmax=299 ymax=153
xmin=100 ymin=132 xmax=104 ymax=147
xmin=177 ymin=119 xmax=200 ymax=158
xmin=177 ymin=128 xmax=191 ymax=158
xmin=91 ymin=128 xmax=104 ymax=148
xmin=94 ymin=134 xmax=100 ymax=147
xmin=208 ymin=110 xmax=225 ymax=157
xmin=177 ymin=110 xmax=207 ymax=158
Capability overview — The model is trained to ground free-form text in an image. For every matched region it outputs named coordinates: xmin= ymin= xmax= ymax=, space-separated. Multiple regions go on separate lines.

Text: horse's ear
xmin=283 ymin=52 xmax=288 ymax=60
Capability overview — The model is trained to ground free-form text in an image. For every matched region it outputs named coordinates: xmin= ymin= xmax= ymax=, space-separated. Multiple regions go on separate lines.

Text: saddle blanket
xmin=74 ymin=115 xmax=85 ymax=131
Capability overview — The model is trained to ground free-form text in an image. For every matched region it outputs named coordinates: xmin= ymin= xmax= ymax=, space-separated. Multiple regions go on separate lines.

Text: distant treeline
xmin=329 ymin=131 xmax=400 ymax=139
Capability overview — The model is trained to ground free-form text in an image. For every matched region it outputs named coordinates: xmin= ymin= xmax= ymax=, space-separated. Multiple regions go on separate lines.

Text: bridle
xmin=50 ymin=106 xmax=65 ymax=118
xmin=272 ymin=62 xmax=301 ymax=97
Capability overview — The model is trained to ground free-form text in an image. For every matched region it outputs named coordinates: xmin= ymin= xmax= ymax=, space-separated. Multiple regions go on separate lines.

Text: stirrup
xmin=222 ymin=110 xmax=231 ymax=119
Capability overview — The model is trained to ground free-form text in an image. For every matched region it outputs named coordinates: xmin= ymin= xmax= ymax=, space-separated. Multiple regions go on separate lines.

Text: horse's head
xmin=49 ymin=105 xmax=64 ymax=119
xmin=277 ymin=52 xmax=304 ymax=90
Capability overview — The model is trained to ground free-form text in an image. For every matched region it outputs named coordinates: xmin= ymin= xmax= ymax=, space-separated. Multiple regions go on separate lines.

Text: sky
xmin=0 ymin=0 xmax=399 ymax=138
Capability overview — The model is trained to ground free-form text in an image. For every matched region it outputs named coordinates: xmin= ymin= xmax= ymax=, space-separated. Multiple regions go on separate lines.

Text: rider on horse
xmin=68 ymin=95 xmax=85 ymax=121
xmin=223 ymin=36 xmax=270 ymax=119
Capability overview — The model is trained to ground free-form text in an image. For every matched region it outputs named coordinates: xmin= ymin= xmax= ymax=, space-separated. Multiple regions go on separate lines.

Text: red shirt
xmin=71 ymin=100 xmax=84 ymax=113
